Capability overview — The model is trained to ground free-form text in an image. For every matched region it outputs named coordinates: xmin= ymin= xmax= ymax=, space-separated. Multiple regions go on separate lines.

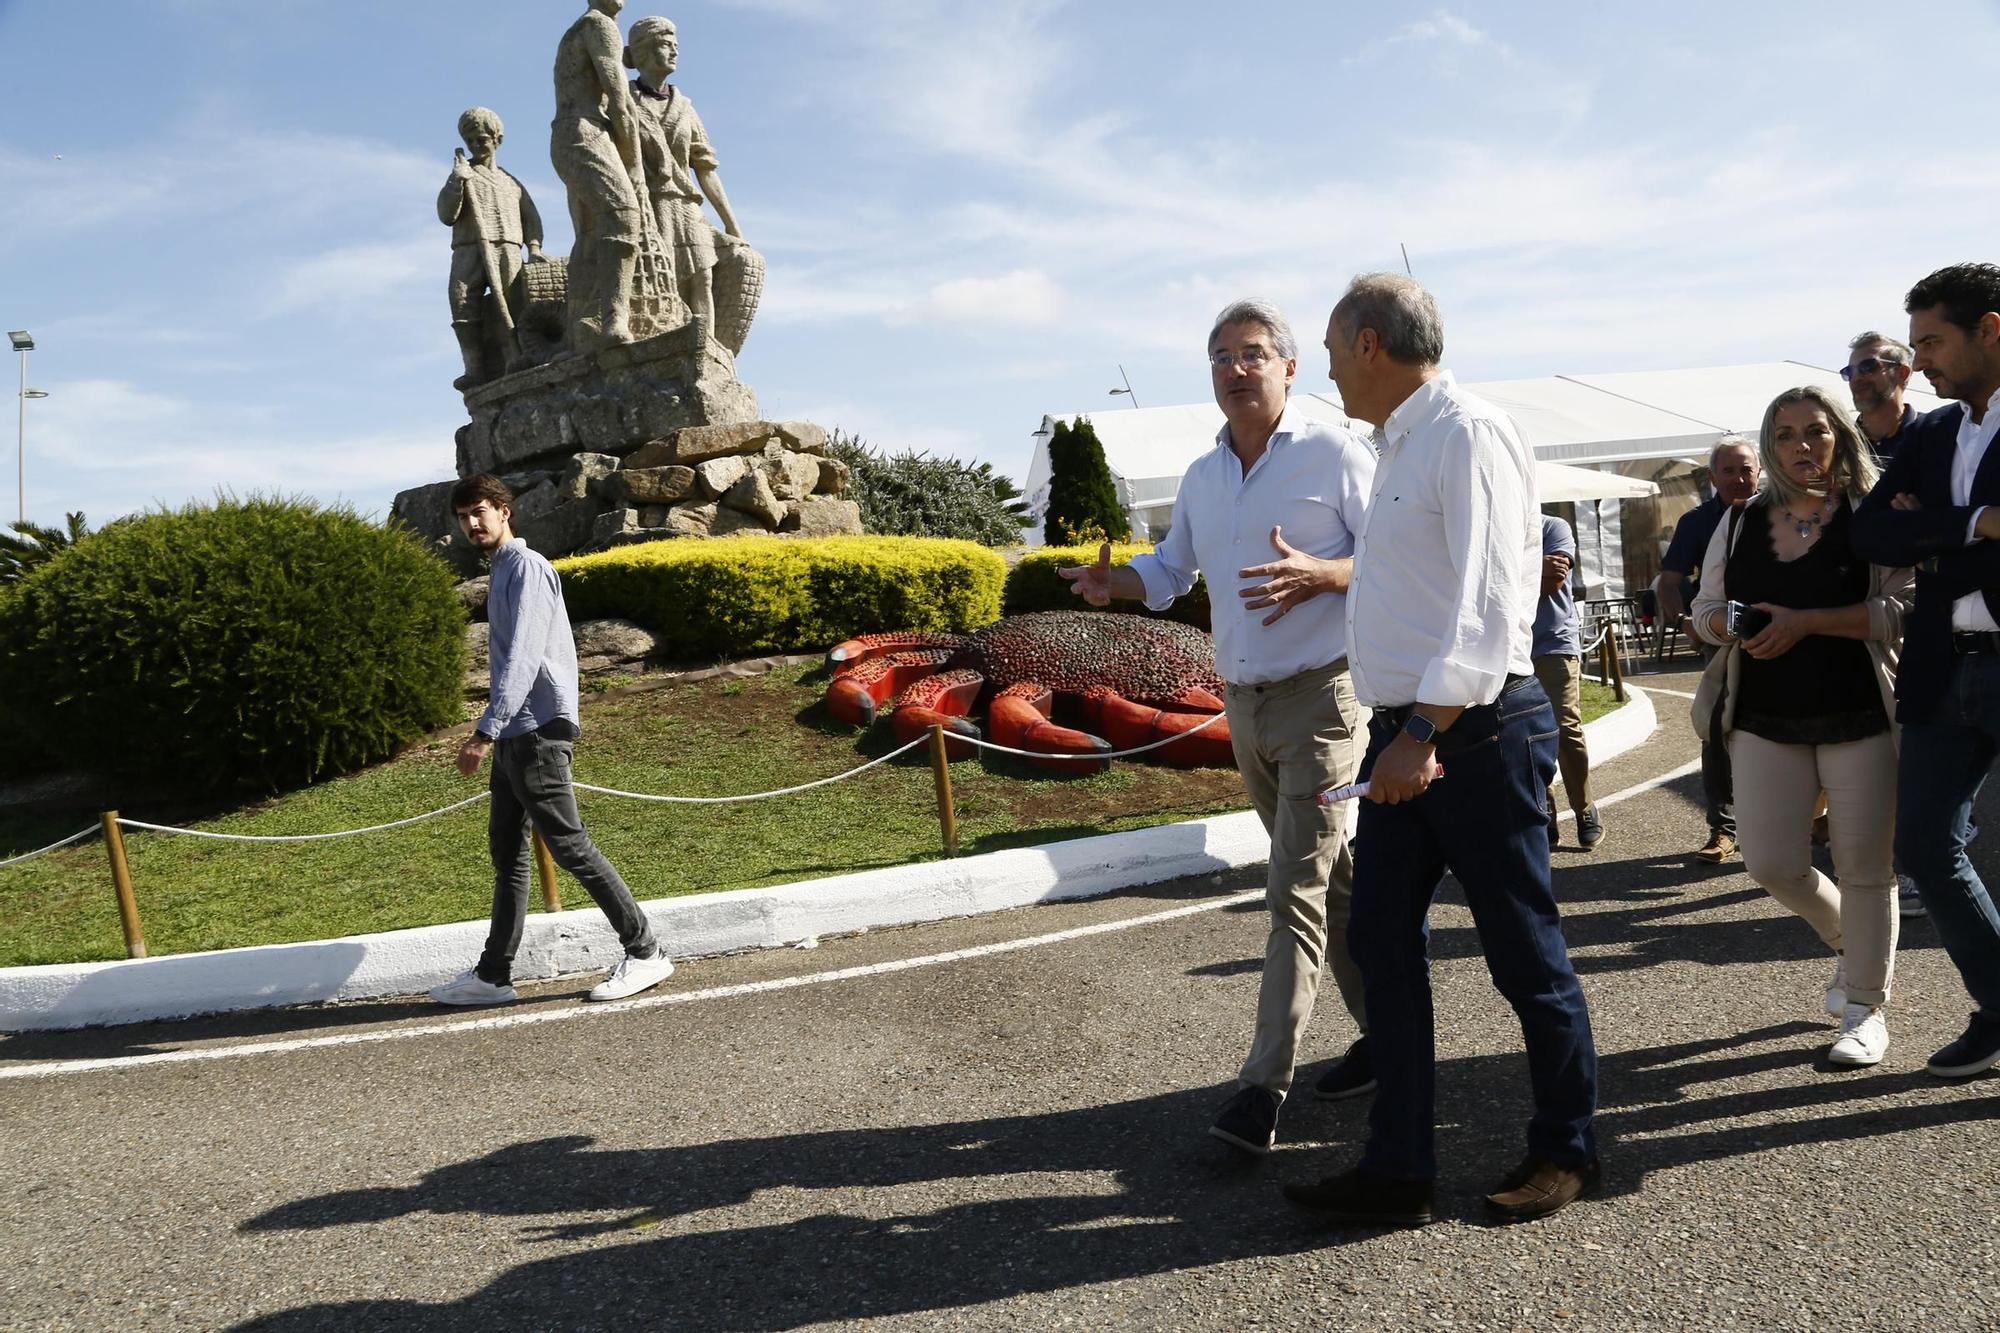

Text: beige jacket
xmin=1689 ymin=494 xmax=1912 ymax=737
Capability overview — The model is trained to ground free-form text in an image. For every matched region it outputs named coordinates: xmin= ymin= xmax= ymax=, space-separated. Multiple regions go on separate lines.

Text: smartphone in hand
xmin=1726 ymin=600 xmax=1773 ymax=638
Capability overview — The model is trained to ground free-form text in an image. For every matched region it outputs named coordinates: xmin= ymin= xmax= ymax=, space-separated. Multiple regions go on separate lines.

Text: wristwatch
xmin=1401 ymin=714 xmax=1440 ymax=746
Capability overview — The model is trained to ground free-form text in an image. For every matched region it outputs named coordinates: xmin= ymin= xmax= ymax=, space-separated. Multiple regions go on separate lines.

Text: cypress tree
xmin=1041 ymin=416 xmax=1130 ymax=546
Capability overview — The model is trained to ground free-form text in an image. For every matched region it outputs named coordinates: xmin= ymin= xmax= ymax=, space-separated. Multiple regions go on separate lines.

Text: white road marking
xmin=2 ymin=752 xmax=1706 ymax=1082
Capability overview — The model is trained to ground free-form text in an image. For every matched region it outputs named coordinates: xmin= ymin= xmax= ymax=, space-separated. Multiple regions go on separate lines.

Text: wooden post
xmin=928 ymin=724 xmax=959 ymax=857
xmin=532 ymin=829 xmax=562 ymax=912
xmin=100 ymin=812 xmax=147 ymax=959
xmin=1604 ymin=630 xmax=1627 ymax=703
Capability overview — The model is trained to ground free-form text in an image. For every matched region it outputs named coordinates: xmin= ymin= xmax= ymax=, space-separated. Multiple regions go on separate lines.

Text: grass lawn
xmin=1579 ymin=678 xmax=1620 ymax=726
xmin=0 ymin=663 xmax=1249 ymax=967
xmin=0 ymin=667 xmax=1644 ymax=968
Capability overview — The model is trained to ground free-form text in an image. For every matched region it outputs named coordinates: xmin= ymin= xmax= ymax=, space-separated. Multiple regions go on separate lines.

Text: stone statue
xmin=550 ymin=0 xmax=654 ymax=352
xmin=625 ymin=16 xmax=765 ymax=354
xmin=438 ymin=107 xmax=545 ymax=389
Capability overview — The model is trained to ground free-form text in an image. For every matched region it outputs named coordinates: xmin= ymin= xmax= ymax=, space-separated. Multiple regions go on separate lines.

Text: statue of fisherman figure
xmin=437 ymin=107 xmax=545 ymax=389
xmin=551 ymin=0 xmax=650 ymax=351
xmin=625 ymin=16 xmax=763 ymax=353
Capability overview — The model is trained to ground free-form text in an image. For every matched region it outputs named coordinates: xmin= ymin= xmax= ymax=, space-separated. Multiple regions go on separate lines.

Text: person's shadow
xmin=232 ymin=1025 xmax=2000 ymax=1331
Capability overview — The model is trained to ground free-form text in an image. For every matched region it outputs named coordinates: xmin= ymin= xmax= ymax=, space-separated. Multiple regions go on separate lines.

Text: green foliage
xmin=826 ymin=429 xmax=1031 ymax=546
xmin=0 ymin=496 xmax=466 ymax=794
xmin=0 ymin=511 xmax=91 ymax=585
xmin=1005 ymin=543 xmax=1211 ymax=630
xmin=559 ymin=534 xmax=1006 ymax=657
xmin=1041 ymin=416 xmax=1129 ymax=547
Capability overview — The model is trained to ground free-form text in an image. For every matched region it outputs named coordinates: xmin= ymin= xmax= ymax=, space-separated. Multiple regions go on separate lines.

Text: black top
xmin=1726 ymin=499 xmax=1885 ymax=745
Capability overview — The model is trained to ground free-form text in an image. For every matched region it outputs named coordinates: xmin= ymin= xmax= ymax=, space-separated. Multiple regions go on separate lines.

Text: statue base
xmin=456 ymin=317 xmax=759 ymax=477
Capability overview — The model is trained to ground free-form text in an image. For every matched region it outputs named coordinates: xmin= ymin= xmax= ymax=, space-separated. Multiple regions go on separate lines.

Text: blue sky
xmin=4 ymin=0 xmax=1999 ymax=529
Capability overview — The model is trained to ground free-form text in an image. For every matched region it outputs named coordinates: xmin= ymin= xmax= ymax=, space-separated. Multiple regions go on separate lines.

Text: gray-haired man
xmin=1061 ymin=299 xmax=1378 ymax=1155
xmin=1846 ymin=331 xmax=1918 ymax=468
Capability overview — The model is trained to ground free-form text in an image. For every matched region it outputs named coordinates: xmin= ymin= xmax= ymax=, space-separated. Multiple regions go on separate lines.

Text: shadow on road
xmin=229 ymin=1022 xmax=2000 ymax=1331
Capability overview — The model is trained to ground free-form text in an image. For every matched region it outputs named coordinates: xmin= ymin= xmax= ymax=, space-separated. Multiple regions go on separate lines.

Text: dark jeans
xmin=1896 ymin=653 xmax=2000 ymax=1016
xmin=477 ymin=730 xmax=656 ymax=986
xmin=1700 ymin=644 xmax=1736 ymax=836
xmin=1348 ymin=679 xmax=1599 ymax=1181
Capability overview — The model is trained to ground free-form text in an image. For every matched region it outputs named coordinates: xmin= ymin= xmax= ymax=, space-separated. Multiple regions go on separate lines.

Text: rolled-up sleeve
xmin=1418 ymin=420 xmax=1526 ymax=706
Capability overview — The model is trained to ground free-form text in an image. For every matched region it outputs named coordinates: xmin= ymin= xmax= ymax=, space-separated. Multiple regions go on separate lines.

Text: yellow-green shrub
xmin=557 ymin=535 xmax=1006 ymax=657
xmin=1004 ymin=544 xmax=1211 ymax=630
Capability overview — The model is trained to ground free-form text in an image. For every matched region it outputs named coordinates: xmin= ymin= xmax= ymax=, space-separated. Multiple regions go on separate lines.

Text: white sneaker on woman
xmin=1828 ymin=1003 xmax=1889 ymax=1067
xmin=1823 ymin=958 xmax=1846 ymax=1018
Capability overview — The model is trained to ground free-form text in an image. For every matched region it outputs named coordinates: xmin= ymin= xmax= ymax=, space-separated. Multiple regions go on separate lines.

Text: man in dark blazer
xmin=1852 ymin=262 xmax=2000 ymax=1080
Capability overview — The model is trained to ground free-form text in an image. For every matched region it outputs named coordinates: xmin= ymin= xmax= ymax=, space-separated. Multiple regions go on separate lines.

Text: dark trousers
xmin=1348 ymin=679 xmax=1599 ymax=1181
xmin=1897 ymin=653 xmax=2000 ymax=1016
xmin=1700 ymin=644 xmax=1736 ymax=836
xmin=477 ymin=730 xmax=656 ymax=985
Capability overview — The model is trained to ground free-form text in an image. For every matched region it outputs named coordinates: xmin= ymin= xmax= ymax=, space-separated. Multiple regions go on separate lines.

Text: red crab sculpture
xmin=823 ymin=610 xmax=1233 ymax=772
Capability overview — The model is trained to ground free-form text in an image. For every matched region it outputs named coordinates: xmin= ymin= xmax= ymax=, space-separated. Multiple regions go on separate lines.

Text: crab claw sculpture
xmin=823 ymin=610 xmax=1233 ymax=773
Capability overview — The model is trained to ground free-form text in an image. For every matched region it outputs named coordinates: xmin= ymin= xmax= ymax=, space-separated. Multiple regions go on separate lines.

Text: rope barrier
xmin=574 ymin=734 xmax=930 ymax=803
xmin=955 ymin=708 xmax=1227 ymax=763
xmin=0 ymin=825 xmax=98 ymax=868
xmin=1580 ymin=626 xmax=1610 ymax=655
xmin=115 ymin=793 xmax=492 ymax=843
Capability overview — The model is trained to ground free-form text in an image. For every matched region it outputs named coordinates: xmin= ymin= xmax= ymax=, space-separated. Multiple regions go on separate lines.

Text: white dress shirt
xmin=1127 ymin=402 xmax=1376 ymax=686
xmin=1952 ymin=387 xmax=2000 ymax=631
xmin=1346 ymin=372 xmax=1539 ymax=709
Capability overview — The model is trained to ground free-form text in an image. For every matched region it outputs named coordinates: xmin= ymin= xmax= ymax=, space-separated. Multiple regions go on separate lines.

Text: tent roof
xmin=1025 ymin=361 xmax=1945 ymax=501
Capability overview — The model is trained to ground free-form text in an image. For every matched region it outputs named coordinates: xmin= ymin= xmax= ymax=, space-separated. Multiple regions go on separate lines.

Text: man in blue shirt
xmin=1533 ymin=515 xmax=1601 ymax=849
xmin=1845 ymin=331 xmax=1919 ymax=468
xmin=429 ymin=473 xmax=675 ymax=1007
xmin=1657 ymin=435 xmax=1759 ymax=861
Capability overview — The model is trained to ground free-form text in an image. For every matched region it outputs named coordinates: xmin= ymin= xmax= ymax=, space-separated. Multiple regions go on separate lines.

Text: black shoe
xmin=1282 ymin=1167 xmax=1433 ymax=1227
xmin=1312 ymin=1037 xmax=1378 ymax=1101
xmin=1484 ymin=1156 xmax=1601 ymax=1223
xmin=1576 ymin=805 xmax=1604 ymax=850
xmin=1208 ymin=1085 xmax=1280 ymax=1155
xmin=1927 ymin=1012 xmax=2000 ymax=1078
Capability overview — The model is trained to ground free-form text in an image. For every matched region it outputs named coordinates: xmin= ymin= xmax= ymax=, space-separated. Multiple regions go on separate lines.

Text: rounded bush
xmin=0 ymin=497 xmax=466 ymax=793
xmin=1004 ymin=544 xmax=1211 ymax=631
xmin=558 ymin=534 xmax=1006 ymax=657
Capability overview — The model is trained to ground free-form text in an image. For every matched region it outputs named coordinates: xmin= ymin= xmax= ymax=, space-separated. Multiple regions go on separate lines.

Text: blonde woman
xmin=1692 ymin=386 xmax=1913 ymax=1066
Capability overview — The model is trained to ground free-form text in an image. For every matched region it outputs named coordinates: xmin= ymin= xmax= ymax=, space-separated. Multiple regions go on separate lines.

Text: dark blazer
xmin=1851 ymin=402 xmax=2000 ymax=722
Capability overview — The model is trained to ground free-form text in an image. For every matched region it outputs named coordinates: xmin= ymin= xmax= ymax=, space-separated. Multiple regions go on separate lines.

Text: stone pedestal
xmin=456 ymin=318 xmax=758 ymax=477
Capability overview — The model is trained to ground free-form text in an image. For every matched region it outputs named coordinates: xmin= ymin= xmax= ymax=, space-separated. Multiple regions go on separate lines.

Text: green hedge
xmin=558 ymin=535 xmax=1006 ymax=657
xmin=1004 ymin=543 xmax=1211 ymax=631
xmin=0 ymin=497 xmax=466 ymax=794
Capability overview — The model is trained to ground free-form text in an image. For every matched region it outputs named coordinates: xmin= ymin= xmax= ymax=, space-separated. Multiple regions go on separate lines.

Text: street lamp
xmin=9 ymin=330 xmax=36 ymax=528
xmin=1107 ymin=364 xmax=1139 ymax=409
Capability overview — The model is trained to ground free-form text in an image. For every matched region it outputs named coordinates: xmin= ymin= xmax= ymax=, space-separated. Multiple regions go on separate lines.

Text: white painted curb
xmin=0 ymin=687 xmax=1656 ymax=1032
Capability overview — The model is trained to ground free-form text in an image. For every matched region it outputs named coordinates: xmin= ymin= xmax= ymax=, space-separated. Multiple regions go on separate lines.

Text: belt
xmin=1952 ymin=631 xmax=2000 ymax=655
xmin=1373 ymin=673 xmax=1535 ymax=729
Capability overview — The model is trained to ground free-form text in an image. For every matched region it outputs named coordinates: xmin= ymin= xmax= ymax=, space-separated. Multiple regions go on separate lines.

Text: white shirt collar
xmin=1377 ymin=371 xmax=1456 ymax=447
xmin=1212 ymin=399 xmax=1309 ymax=453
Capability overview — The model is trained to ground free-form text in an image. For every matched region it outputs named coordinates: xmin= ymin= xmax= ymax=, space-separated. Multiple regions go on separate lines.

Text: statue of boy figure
xmin=552 ymin=0 xmax=651 ymax=353
xmin=438 ymin=107 xmax=545 ymax=390
xmin=626 ymin=16 xmax=762 ymax=351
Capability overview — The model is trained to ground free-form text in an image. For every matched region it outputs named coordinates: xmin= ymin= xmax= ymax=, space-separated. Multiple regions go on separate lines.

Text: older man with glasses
xmin=1061 ymin=298 xmax=1379 ymax=1157
xmin=1845 ymin=332 xmax=1919 ymax=467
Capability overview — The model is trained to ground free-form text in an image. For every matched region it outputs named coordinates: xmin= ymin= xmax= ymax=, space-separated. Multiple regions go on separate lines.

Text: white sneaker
xmin=1828 ymin=1003 xmax=1889 ymax=1067
xmin=1824 ymin=958 xmax=1846 ymax=1018
xmin=587 ymin=950 xmax=675 ymax=1002
xmin=430 ymin=968 xmax=517 ymax=1007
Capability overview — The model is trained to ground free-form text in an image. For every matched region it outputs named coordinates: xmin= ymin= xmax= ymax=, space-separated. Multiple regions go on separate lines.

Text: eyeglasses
xmin=1839 ymin=356 xmax=1902 ymax=381
xmin=1208 ymin=347 xmax=1283 ymax=371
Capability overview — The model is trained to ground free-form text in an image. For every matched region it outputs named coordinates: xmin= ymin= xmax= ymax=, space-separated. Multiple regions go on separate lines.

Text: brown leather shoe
xmin=1484 ymin=1157 xmax=1600 ymax=1223
xmin=1696 ymin=832 xmax=1736 ymax=862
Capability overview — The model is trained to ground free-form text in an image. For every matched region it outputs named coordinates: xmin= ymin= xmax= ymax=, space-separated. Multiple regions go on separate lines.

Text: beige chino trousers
xmin=1532 ymin=652 xmax=1593 ymax=813
xmin=1727 ymin=729 xmax=1899 ymax=1005
xmin=1223 ymin=660 xmax=1367 ymax=1098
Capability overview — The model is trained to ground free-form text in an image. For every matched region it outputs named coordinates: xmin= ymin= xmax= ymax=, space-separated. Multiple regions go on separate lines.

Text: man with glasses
xmin=1845 ymin=332 xmax=1919 ymax=467
xmin=1060 ymin=299 xmax=1378 ymax=1156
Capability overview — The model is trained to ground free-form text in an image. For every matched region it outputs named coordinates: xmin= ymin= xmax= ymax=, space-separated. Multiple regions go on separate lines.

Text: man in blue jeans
xmin=429 ymin=473 xmax=676 ymax=1007
xmin=1283 ymin=273 xmax=1600 ymax=1226
xmin=1852 ymin=262 xmax=2000 ymax=1079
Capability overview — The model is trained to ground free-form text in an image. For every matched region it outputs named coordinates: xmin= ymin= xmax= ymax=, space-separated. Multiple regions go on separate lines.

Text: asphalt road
xmin=3 ymin=665 xmax=1997 ymax=1332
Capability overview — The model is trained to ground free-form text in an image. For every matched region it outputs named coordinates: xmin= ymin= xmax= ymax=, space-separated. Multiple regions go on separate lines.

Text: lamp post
xmin=8 ymin=330 xmax=35 ymax=528
xmin=1107 ymin=364 xmax=1139 ymax=408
